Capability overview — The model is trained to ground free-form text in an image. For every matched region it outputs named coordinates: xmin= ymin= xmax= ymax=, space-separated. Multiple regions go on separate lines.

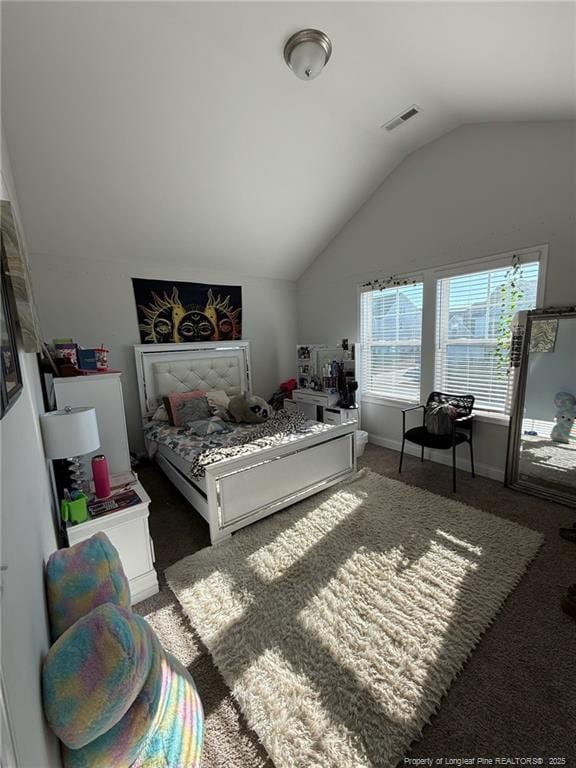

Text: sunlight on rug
xmin=166 ymin=469 xmax=543 ymax=768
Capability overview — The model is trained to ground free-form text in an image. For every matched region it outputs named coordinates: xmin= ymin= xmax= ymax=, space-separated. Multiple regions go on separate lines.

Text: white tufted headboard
xmin=134 ymin=341 xmax=251 ymax=420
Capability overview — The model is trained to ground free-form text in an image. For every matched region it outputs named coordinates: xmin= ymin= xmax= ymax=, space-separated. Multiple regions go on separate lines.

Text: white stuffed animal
xmin=550 ymin=391 xmax=576 ymax=443
xmin=227 ymin=393 xmax=270 ymax=424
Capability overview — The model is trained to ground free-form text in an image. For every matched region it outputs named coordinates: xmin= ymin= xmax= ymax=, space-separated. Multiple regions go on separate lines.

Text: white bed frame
xmin=134 ymin=342 xmax=357 ymax=544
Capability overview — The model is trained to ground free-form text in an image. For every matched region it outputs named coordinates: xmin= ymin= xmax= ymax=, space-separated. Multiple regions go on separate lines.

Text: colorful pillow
xmin=42 ymin=604 xmax=153 ymax=749
xmin=163 ymin=391 xmax=210 ymax=427
xmin=186 ymin=417 xmax=232 ymax=436
xmin=129 ymin=651 xmax=204 ymax=768
xmin=45 ymin=532 xmax=130 ymax=641
xmin=62 ymin=634 xmax=204 ymax=768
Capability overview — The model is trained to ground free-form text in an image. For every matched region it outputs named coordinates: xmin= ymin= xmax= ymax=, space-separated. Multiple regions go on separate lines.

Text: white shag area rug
xmin=166 ymin=469 xmax=543 ymax=768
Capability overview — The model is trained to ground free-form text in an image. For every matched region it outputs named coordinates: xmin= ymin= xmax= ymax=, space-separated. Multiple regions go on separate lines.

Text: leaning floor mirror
xmin=505 ymin=307 xmax=576 ymax=507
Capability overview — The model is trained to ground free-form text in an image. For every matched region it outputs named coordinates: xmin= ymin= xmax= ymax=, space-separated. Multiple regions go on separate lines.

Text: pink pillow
xmin=164 ymin=391 xmax=209 ymax=426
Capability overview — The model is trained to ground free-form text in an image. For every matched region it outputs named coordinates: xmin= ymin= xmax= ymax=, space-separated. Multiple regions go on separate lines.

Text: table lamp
xmin=40 ymin=406 xmax=100 ymax=494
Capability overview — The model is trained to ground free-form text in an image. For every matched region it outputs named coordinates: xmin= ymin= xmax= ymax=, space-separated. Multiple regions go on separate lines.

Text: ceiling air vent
xmin=382 ymin=105 xmax=422 ymax=132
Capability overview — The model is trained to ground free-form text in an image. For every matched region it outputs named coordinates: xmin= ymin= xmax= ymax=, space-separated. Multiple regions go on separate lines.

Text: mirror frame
xmin=505 ymin=307 xmax=576 ymax=507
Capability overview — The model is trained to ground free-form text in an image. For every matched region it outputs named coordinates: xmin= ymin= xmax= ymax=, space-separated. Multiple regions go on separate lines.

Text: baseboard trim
xmin=367 ymin=432 xmax=505 ymax=483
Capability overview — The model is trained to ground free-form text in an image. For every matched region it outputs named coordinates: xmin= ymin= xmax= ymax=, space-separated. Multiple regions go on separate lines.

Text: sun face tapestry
xmin=132 ymin=278 xmax=242 ymax=344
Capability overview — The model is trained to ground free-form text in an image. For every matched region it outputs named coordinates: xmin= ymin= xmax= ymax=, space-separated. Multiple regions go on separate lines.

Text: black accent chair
xmin=399 ymin=392 xmax=475 ymax=492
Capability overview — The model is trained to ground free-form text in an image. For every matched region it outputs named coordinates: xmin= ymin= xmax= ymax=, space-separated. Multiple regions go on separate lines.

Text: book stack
xmin=88 ymin=488 xmax=142 ymax=518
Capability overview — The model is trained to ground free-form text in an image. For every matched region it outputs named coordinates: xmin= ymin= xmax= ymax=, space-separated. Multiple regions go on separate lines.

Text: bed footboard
xmin=205 ymin=430 xmax=356 ymax=544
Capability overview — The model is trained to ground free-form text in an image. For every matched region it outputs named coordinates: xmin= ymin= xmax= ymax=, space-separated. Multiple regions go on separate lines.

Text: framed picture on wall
xmin=1 ymin=242 xmax=23 ymax=418
xmin=131 ymin=278 xmax=242 ymax=344
xmin=1 ymin=200 xmax=42 ymax=353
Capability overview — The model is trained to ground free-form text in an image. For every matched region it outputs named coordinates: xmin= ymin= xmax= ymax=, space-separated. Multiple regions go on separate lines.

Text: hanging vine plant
xmin=362 ymin=274 xmax=417 ymax=291
xmin=494 ymin=254 xmax=525 ymax=373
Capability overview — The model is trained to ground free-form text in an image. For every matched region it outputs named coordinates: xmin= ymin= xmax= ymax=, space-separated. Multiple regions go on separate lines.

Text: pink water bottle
xmin=92 ymin=455 xmax=111 ymax=499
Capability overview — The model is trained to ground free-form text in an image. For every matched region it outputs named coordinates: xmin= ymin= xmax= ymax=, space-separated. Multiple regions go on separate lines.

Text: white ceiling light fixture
xmin=284 ymin=29 xmax=332 ymax=81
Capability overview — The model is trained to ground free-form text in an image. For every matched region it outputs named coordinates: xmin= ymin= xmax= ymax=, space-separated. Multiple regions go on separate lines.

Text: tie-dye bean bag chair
xmin=43 ymin=536 xmax=203 ymax=767
xmin=45 ymin=531 xmax=131 ymax=641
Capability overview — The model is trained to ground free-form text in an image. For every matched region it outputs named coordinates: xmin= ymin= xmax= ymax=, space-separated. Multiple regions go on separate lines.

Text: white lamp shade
xmin=40 ymin=406 xmax=101 ymax=459
xmin=288 ymin=40 xmax=328 ymax=80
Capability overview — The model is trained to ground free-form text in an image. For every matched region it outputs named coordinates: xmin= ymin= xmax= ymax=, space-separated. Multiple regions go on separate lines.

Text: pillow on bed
xmin=205 ymin=390 xmax=230 ymax=409
xmin=150 ymin=404 xmax=169 ymax=422
xmin=173 ymin=397 xmax=212 ymax=427
xmin=210 ymin=406 xmax=233 ymax=422
xmin=185 ymin=417 xmax=232 ymax=436
xmin=163 ymin=391 xmax=211 ymax=427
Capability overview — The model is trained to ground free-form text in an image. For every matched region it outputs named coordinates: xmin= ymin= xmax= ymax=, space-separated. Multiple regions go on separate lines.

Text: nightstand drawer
xmin=293 ymin=392 xmax=325 ymax=406
xmin=324 ymin=407 xmax=359 ymax=425
xmin=323 ymin=408 xmax=341 ymax=425
xmin=292 ymin=390 xmax=339 ymax=407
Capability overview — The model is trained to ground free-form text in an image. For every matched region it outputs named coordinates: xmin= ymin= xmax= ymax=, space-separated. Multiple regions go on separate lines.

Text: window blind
xmin=360 ymin=283 xmax=423 ymax=401
xmin=435 ymin=261 xmax=540 ymax=412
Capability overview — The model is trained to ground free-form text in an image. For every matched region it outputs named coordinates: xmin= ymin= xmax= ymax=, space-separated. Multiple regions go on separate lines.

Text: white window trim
xmin=358 ymin=277 xmax=425 ymax=403
xmin=473 ymin=410 xmax=511 ymax=425
xmin=360 ymin=397 xmax=509 ymax=424
xmin=358 ymin=244 xmax=548 ymax=417
xmin=431 ymin=245 xmax=547 ymax=304
xmin=361 ymin=394 xmax=420 ymax=408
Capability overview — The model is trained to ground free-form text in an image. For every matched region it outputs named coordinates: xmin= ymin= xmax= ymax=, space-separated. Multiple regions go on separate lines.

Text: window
xmin=359 ymin=248 xmax=544 ymax=412
xmin=360 ymin=282 xmax=423 ymax=401
xmin=435 ymin=261 xmax=540 ymax=412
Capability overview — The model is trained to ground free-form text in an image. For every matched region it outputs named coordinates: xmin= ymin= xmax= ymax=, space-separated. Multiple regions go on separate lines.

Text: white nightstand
xmin=66 ymin=481 xmax=159 ymax=605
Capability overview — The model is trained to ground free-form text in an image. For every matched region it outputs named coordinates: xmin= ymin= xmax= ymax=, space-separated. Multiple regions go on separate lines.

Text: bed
xmin=134 ymin=341 xmax=357 ymax=544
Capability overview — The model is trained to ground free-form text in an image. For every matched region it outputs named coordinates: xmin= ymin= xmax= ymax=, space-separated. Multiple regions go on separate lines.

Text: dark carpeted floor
xmin=135 ymin=445 xmax=576 ymax=767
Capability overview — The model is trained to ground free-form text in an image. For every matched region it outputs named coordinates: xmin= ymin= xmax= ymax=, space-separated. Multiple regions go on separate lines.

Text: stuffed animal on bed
xmin=228 ymin=393 xmax=270 ymax=423
xmin=550 ymin=391 xmax=576 ymax=443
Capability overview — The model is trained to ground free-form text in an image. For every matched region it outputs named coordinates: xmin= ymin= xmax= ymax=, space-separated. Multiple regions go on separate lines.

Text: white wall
xmin=1 ymin=132 xmax=61 ymax=767
xmin=525 ymin=317 xmax=576 ymax=423
xmin=297 ymin=122 xmax=576 ymax=479
xmin=29 ymin=255 xmax=298 ymax=454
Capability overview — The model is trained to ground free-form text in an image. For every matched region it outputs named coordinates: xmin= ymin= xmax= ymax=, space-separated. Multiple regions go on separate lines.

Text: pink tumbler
xmin=92 ymin=455 xmax=111 ymax=499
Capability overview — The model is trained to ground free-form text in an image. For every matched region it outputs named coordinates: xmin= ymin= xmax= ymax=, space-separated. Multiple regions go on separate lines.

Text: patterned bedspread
xmin=144 ymin=410 xmax=334 ymax=479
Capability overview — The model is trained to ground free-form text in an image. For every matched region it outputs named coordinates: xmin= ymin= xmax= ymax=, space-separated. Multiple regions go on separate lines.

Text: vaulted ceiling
xmin=2 ymin=2 xmax=575 ymax=280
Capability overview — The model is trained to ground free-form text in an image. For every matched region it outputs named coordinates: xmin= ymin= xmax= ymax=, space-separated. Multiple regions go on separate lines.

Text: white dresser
xmin=287 ymin=389 xmax=359 ymax=426
xmin=53 ymin=373 xmax=131 ymax=475
xmin=66 ymin=481 xmax=159 ymax=604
